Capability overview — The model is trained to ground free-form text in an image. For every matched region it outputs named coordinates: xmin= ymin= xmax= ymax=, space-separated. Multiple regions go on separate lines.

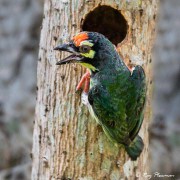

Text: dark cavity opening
xmin=81 ymin=5 xmax=128 ymax=46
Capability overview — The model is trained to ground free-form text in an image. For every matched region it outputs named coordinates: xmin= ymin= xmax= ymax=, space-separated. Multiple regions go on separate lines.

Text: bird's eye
xmin=79 ymin=45 xmax=91 ymax=53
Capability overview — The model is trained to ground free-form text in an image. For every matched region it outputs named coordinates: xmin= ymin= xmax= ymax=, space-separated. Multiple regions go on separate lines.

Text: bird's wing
xmin=88 ymin=83 xmax=130 ymax=143
xmin=127 ymin=65 xmax=146 ymax=141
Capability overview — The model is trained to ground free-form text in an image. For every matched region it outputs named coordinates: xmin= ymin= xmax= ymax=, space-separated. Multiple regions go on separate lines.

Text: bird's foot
xmin=76 ymin=69 xmax=90 ymax=94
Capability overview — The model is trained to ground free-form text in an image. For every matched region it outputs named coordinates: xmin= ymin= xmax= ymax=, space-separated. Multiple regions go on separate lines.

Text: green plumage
xmin=87 ymin=32 xmax=146 ymax=160
xmin=55 ymin=32 xmax=146 ymax=161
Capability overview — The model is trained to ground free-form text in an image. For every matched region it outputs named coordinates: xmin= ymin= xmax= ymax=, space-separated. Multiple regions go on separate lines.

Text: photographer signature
xmin=136 ymin=172 xmax=175 ymax=179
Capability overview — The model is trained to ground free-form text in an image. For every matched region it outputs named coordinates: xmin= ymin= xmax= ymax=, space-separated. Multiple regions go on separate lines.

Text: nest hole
xmin=81 ymin=5 xmax=128 ymax=46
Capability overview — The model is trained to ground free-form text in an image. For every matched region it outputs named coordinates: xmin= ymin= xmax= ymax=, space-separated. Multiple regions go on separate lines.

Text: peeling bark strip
xmin=32 ymin=0 xmax=157 ymax=179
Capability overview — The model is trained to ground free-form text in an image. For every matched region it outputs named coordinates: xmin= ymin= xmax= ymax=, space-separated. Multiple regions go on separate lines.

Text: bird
xmin=54 ymin=31 xmax=146 ymax=161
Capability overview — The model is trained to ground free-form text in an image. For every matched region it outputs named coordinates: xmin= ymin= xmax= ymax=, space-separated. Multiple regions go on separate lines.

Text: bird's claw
xmin=76 ymin=69 xmax=90 ymax=94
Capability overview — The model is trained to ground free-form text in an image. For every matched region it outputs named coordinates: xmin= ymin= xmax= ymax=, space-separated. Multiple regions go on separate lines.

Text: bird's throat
xmin=79 ymin=62 xmax=98 ymax=72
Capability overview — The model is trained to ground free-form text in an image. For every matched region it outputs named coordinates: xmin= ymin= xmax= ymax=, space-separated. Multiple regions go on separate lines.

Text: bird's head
xmin=54 ymin=32 xmax=115 ymax=72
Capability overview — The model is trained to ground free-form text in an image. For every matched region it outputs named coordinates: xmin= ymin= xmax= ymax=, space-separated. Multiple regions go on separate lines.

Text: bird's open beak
xmin=54 ymin=43 xmax=83 ymax=65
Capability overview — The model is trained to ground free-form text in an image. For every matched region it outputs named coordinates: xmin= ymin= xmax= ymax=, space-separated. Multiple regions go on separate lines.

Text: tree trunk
xmin=32 ymin=0 xmax=157 ymax=179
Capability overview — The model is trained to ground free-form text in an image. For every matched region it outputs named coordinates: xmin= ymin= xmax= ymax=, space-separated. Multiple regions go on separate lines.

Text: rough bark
xmin=151 ymin=0 xmax=180 ymax=177
xmin=32 ymin=0 xmax=157 ymax=179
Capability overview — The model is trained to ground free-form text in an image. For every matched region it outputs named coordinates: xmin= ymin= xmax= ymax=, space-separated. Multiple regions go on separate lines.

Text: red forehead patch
xmin=73 ymin=33 xmax=88 ymax=46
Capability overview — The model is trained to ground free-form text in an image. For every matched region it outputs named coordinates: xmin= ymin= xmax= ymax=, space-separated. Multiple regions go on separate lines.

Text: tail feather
xmin=125 ymin=135 xmax=144 ymax=161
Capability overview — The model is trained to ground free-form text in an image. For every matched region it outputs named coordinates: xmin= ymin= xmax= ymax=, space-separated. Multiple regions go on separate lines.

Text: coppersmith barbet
xmin=54 ymin=32 xmax=146 ymax=160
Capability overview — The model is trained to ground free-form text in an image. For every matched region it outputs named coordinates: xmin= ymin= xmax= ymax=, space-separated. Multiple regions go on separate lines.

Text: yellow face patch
xmin=80 ymin=40 xmax=94 ymax=47
xmin=79 ymin=40 xmax=95 ymax=59
xmin=80 ymin=50 xmax=95 ymax=59
xmin=79 ymin=62 xmax=97 ymax=71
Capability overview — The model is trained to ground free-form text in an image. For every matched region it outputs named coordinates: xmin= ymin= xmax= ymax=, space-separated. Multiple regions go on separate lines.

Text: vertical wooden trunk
xmin=32 ymin=0 xmax=157 ymax=179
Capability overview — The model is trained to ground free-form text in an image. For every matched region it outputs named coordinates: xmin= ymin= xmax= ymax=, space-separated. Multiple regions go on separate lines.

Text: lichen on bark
xmin=32 ymin=0 xmax=157 ymax=179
